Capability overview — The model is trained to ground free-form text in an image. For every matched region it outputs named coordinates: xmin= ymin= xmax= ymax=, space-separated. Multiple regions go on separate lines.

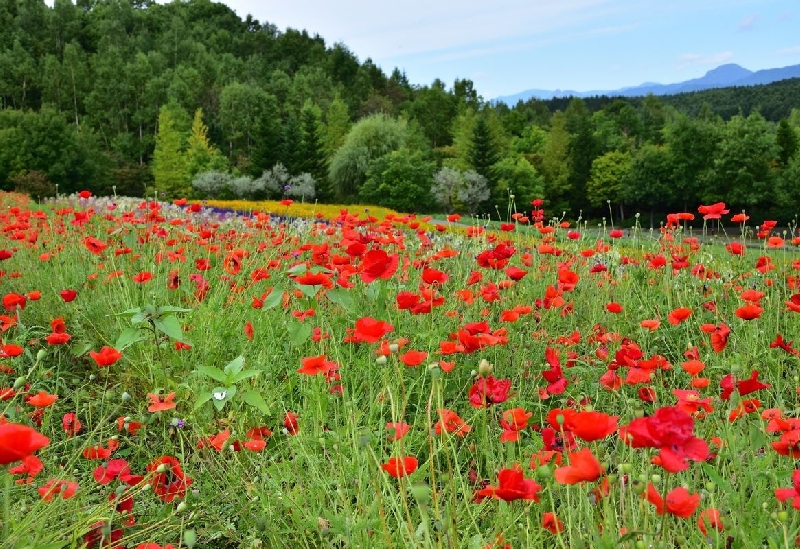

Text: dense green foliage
xmin=1 ymin=0 xmax=800 ymax=220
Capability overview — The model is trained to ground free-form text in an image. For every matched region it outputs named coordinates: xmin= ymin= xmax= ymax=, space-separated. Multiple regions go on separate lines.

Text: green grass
xmin=1 ymin=191 xmax=799 ymax=548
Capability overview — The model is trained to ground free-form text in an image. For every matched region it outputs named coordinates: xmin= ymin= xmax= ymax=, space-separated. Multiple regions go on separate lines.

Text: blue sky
xmin=222 ymin=0 xmax=799 ymax=99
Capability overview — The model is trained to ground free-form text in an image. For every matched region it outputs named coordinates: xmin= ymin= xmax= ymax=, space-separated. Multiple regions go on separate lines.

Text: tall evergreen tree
xmin=299 ymin=100 xmax=329 ymax=199
xmin=152 ymin=104 xmax=189 ymax=198
xmin=280 ymin=111 xmax=304 ymax=175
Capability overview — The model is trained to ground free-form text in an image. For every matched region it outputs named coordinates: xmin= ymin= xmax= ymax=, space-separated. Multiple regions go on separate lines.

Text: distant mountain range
xmin=494 ymin=63 xmax=800 ymax=104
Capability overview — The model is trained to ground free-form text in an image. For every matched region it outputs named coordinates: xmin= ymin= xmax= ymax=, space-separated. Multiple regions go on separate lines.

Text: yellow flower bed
xmin=194 ymin=199 xmax=404 ymax=223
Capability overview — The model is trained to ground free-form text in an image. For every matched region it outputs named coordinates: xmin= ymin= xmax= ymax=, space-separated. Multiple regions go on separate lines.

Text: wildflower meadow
xmin=2 ymin=191 xmax=800 ymax=548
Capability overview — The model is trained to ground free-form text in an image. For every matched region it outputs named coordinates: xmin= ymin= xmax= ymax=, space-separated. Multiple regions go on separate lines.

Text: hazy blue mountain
xmin=494 ymin=63 xmax=800 ymax=104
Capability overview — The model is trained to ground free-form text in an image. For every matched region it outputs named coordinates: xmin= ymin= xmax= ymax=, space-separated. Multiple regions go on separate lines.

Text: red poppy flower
xmin=45 ymin=332 xmax=71 ymax=345
xmin=386 ymin=422 xmax=411 ymax=441
xmin=698 ymin=508 xmax=724 ymax=535
xmin=468 ymin=375 xmax=512 ymax=408
xmin=62 ymin=412 xmax=82 ymax=437
xmin=147 ymin=392 xmax=177 ymax=412
xmin=620 ymin=406 xmax=708 ymax=472
xmin=297 ymin=354 xmax=338 ymax=376
xmin=435 ymin=409 xmax=472 ymax=437
xmin=39 ymin=478 xmax=79 ymax=501
xmin=554 ymin=447 xmax=604 ymax=484
xmin=421 ymin=267 xmax=449 ymax=285
xmin=0 ymin=422 xmax=49 ymax=465
xmin=698 ymin=202 xmax=729 ymax=220
xmin=132 ymin=271 xmax=153 ymax=283
xmin=51 ymin=318 xmax=67 ymax=334
xmin=606 ymin=302 xmax=623 ymax=313
xmin=90 ymin=346 xmax=123 ymax=367
xmin=9 ymin=454 xmax=44 ymax=484
xmin=644 ymin=484 xmax=700 ymax=518
xmin=147 ymin=456 xmax=192 ymax=502
xmin=78 ymin=190 xmax=92 ymax=199
xmin=667 ymin=307 xmax=692 ymax=325
xmin=2 ymin=292 xmax=26 ymax=311
xmin=399 ymin=350 xmax=428 ymax=367
xmin=735 ymin=303 xmax=763 ymax=320
xmin=84 ymin=236 xmax=108 ymax=255
xmin=59 ymin=289 xmax=77 ymax=302
xmin=381 ymin=456 xmax=418 ymax=478
xmin=345 ymin=317 xmax=394 ymax=344
xmin=284 ymin=411 xmax=299 ymax=435
xmin=26 ymin=391 xmax=59 ymax=407
xmin=474 ymin=466 xmax=542 ymax=503
xmin=359 ymin=249 xmax=399 ymax=283
xmin=776 ymin=469 xmax=800 ymax=510
xmin=542 ymin=512 xmax=564 ymax=534
xmin=565 ymin=411 xmax=618 ymax=442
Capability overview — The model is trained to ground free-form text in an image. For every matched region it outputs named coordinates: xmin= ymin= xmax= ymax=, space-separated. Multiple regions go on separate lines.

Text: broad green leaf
xmin=262 ymin=289 xmax=283 ymax=310
xmin=287 ymin=321 xmax=312 ymax=346
xmin=242 ymin=390 xmax=270 ymax=415
xmin=154 ymin=315 xmax=186 ymax=342
xmin=325 ymin=288 xmax=356 ymax=314
xmin=196 ymin=365 xmax=228 ymax=384
xmin=297 ymin=284 xmax=319 ymax=299
xmin=231 ymin=369 xmax=260 ymax=384
xmin=286 ymin=264 xmax=308 ymax=275
xmin=365 ymin=283 xmax=380 ymax=302
xmin=211 ymin=386 xmax=236 ymax=411
xmin=70 ymin=342 xmax=93 ymax=358
xmin=115 ymin=327 xmax=145 ymax=350
xmin=194 ymin=391 xmax=213 ymax=410
xmin=111 ymin=307 xmax=143 ymax=317
xmin=223 ymin=355 xmax=245 ymax=377
xmin=157 ymin=305 xmax=193 ymax=314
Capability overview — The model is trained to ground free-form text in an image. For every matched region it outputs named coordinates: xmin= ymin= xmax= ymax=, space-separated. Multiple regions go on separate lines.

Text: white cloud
xmin=674 ymin=51 xmax=734 ymax=70
xmin=738 ymin=14 xmax=760 ymax=31
xmin=778 ymin=45 xmax=800 ymax=55
xmin=778 ymin=9 xmax=793 ymax=21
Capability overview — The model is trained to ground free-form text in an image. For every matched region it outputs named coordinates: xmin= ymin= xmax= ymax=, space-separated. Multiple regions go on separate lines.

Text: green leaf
xmin=326 ymin=288 xmax=356 ymax=314
xmin=231 ymin=369 xmax=260 ymax=384
xmin=70 ymin=342 xmax=93 ymax=358
xmin=157 ymin=305 xmax=193 ymax=314
xmin=153 ymin=314 xmax=186 ymax=342
xmin=262 ymin=289 xmax=283 ymax=310
xmin=211 ymin=386 xmax=236 ymax=411
xmin=194 ymin=391 xmax=213 ymax=410
xmin=297 ymin=284 xmax=319 ymax=299
xmin=223 ymin=355 xmax=245 ymax=377
xmin=115 ymin=327 xmax=145 ymax=350
xmin=242 ymin=390 xmax=270 ymax=415
xmin=287 ymin=321 xmax=312 ymax=347
xmin=196 ymin=365 xmax=228 ymax=384
xmin=111 ymin=306 xmax=142 ymax=318
xmin=286 ymin=264 xmax=308 ymax=275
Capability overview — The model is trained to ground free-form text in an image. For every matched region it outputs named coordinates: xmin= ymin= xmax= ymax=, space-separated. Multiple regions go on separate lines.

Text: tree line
xmin=1 ymin=0 xmax=799 ymax=222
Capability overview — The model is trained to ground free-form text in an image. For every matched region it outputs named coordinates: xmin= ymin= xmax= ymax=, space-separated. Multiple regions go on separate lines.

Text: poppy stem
xmin=3 ymin=467 xmax=11 ymax=541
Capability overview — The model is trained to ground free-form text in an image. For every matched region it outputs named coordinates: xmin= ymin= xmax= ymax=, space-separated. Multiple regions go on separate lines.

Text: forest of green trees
xmin=1 ymin=0 xmax=800 ymax=222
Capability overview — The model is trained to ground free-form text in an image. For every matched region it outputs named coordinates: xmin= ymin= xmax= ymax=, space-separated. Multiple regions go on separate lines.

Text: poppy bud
xmin=777 ymin=511 xmax=788 ymax=523
xmin=478 ymin=359 xmax=493 ymax=377
xmin=618 ymin=463 xmax=631 ymax=474
xmin=650 ymin=474 xmax=661 ymax=485
xmin=375 ymin=356 xmax=387 ymax=366
xmin=177 ymin=501 xmax=189 ymax=513
xmin=631 ymin=480 xmax=645 ymax=495
xmin=156 ymin=464 xmax=168 ymax=473
xmin=13 ymin=376 xmax=26 ymax=389
xmin=535 ymin=465 xmax=552 ymax=479
xmin=115 ymin=485 xmax=127 ymax=497
xmin=183 ymin=529 xmax=197 ymax=548
xmin=36 ymin=349 xmax=47 ymax=362
xmin=121 ymin=391 xmax=131 ymax=401
xmin=389 ymin=343 xmax=399 ymax=353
